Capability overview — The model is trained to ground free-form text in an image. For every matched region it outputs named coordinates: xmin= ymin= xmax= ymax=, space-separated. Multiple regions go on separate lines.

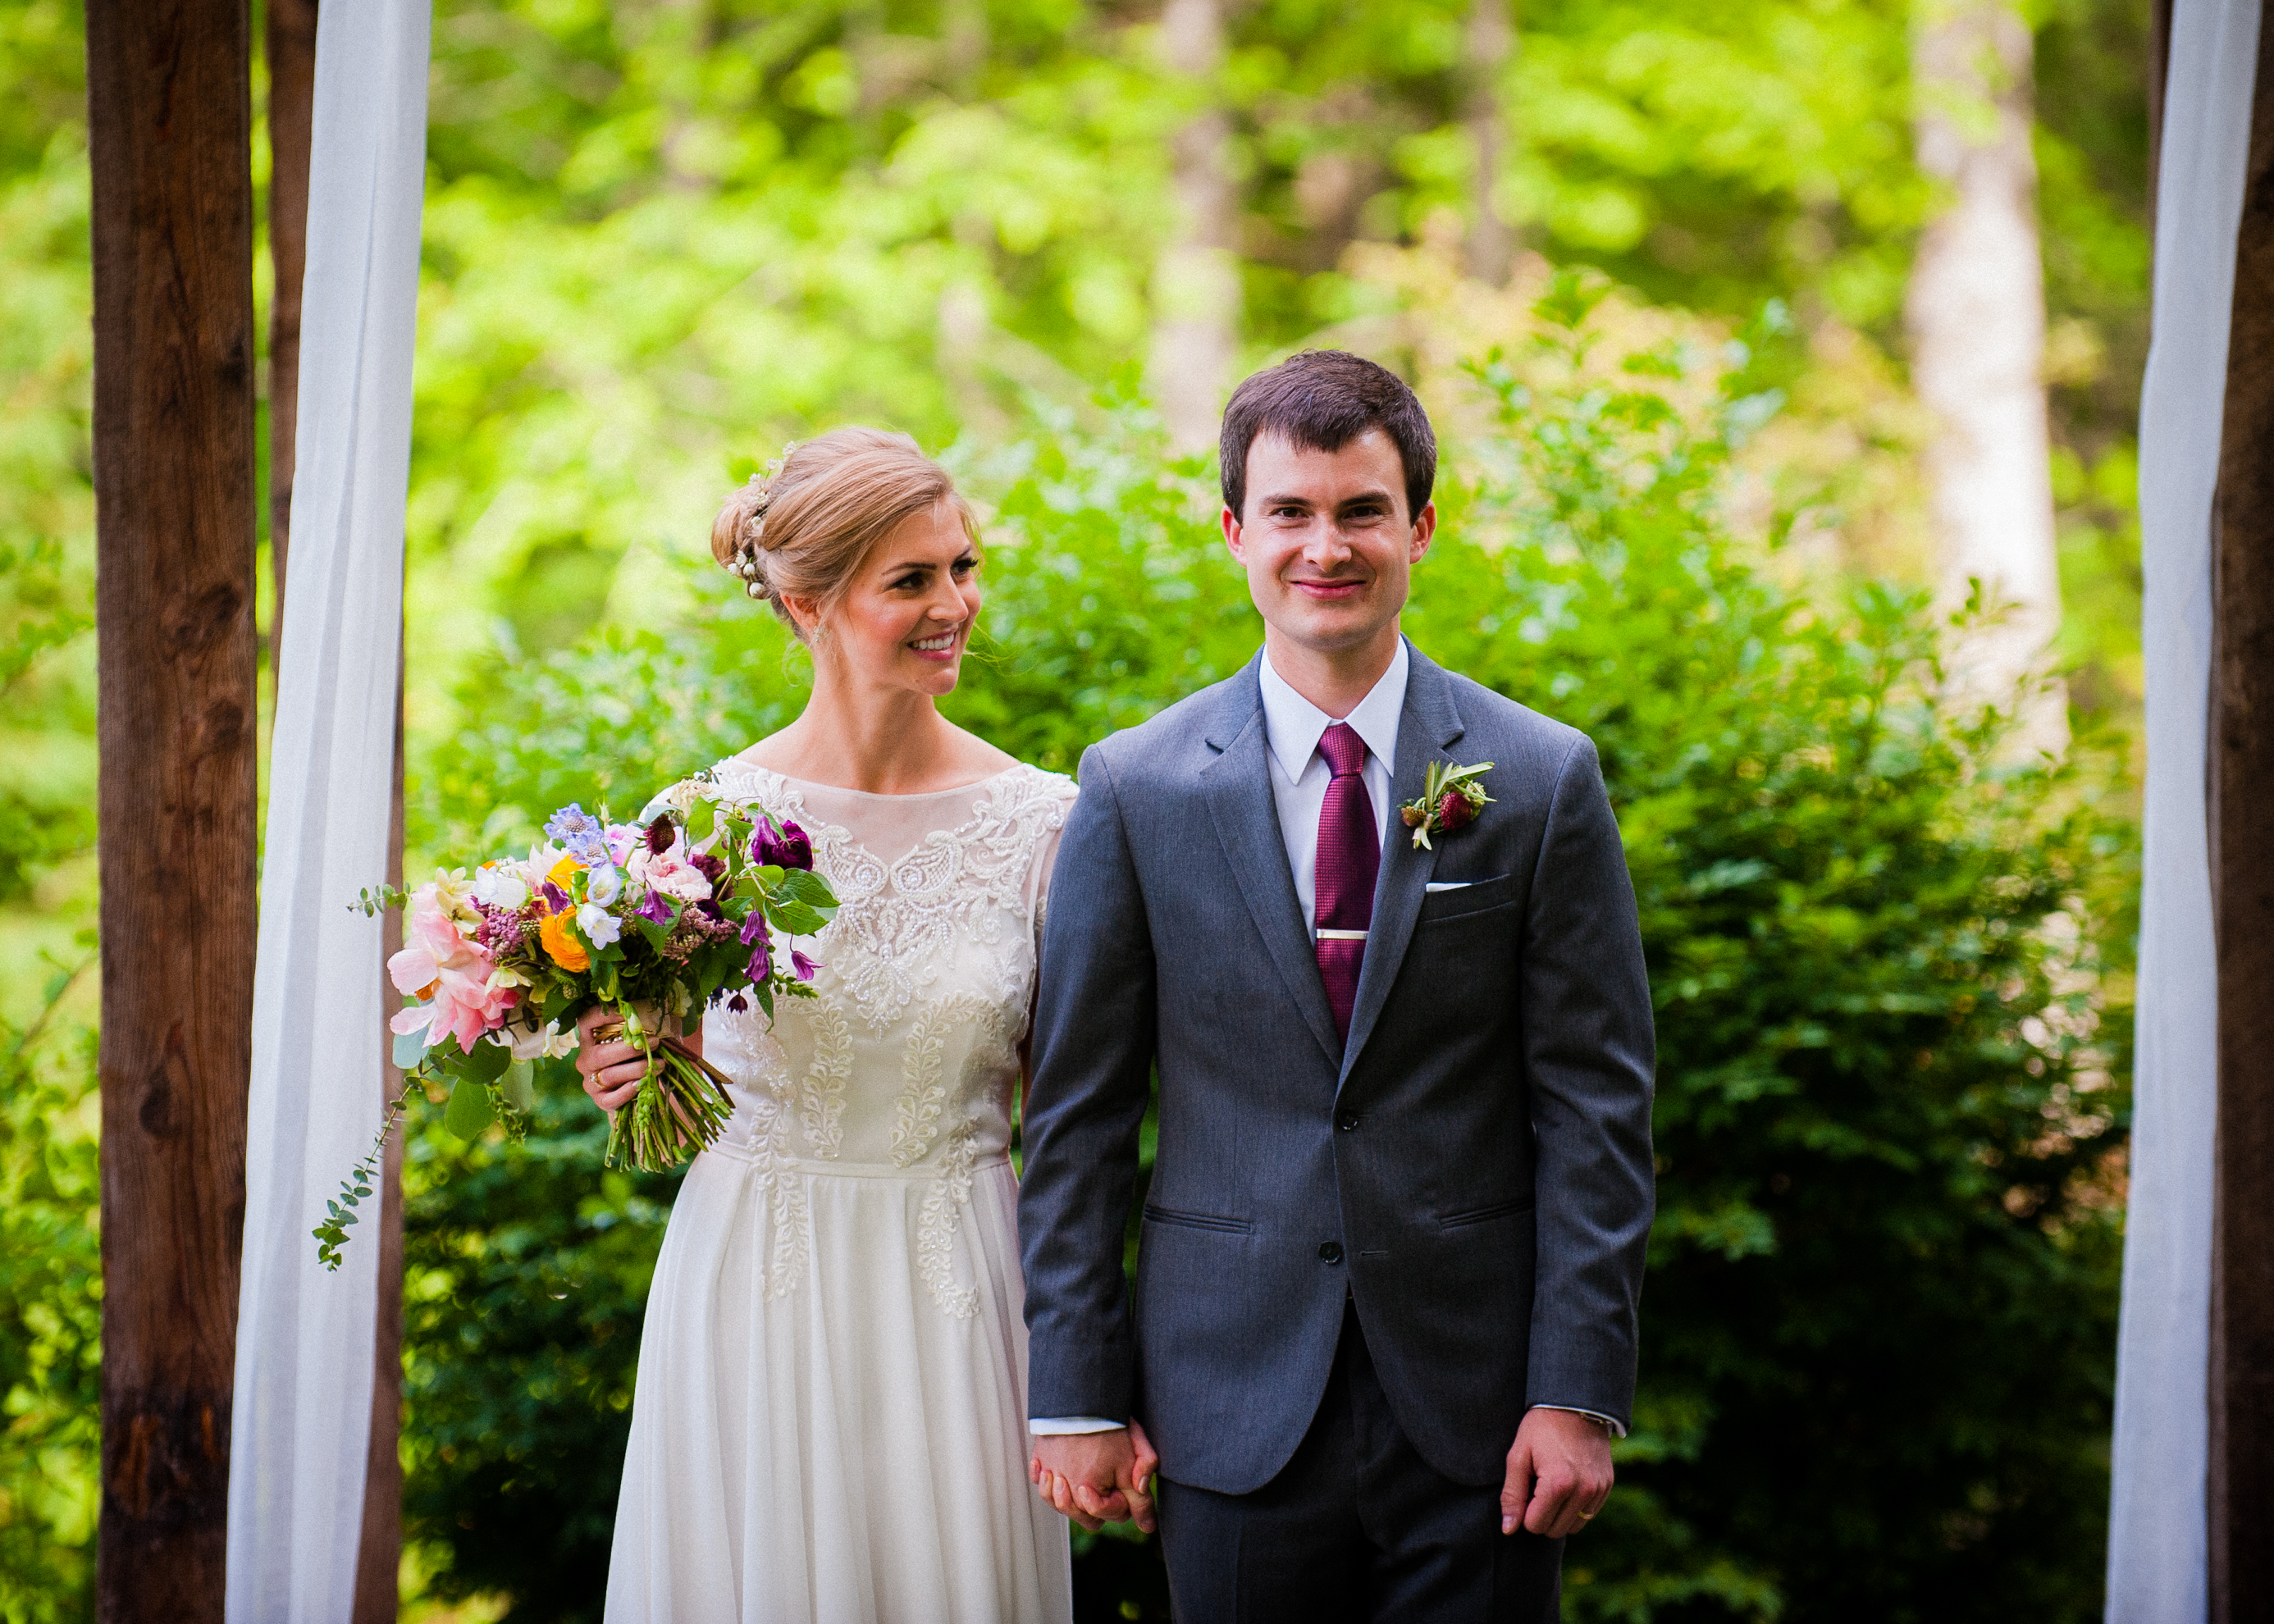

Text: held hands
xmin=1501 ymin=1407 xmax=1614 ymax=1539
xmin=1029 ymin=1422 xmax=1160 ymax=1535
xmin=573 ymin=1006 xmax=699 ymax=1114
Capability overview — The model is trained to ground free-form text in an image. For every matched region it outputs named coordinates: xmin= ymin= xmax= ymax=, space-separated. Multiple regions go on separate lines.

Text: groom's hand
xmin=1029 ymin=1421 xmax=1159 ymax=1534
xmin=1501 ymin=1408 xmax=1614 ymax=1539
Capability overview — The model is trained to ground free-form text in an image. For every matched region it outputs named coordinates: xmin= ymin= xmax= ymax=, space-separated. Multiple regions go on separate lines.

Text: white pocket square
xmin=1423 ymin=881 xmax=1473 ymax=893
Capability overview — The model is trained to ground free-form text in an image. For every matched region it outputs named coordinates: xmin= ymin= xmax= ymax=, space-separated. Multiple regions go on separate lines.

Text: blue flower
xmin=544 ymin=803 xmax=608 ymax=863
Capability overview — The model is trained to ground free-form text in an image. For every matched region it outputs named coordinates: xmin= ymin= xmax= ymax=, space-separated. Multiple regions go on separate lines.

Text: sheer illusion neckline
xmin=731 ymin=760 xmax=1025 ymax=801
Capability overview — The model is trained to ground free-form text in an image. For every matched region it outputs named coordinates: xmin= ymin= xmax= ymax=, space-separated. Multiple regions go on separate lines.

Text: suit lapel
xmin=1338 ymin=645 xmax=1465 ymax=1089
xmin=1203 ymin=662 xmax=1345 ymax=1069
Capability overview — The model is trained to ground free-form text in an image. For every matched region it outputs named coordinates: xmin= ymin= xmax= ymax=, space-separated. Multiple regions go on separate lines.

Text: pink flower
xmin=629 ymin=838 xmax=714 ymax=903
xmin=389 ymin=888 xmax=483 ymax=998
xmin=387 ymin=884 xmax=510 ymax=1053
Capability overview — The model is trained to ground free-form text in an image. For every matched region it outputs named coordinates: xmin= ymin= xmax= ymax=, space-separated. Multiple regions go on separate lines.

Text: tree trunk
xmin=1904 ymin=0 xmax=2066 ymax=751
xmin=1148 ymin=0 xmax=1240 ymax=454
xmin=86 ymin=0 xmax=258 ymax=1617
xmin=266 ymin=0 xmax=315 ymax=649
xmin=1464 ymin=0 xmax=1515 ymax=284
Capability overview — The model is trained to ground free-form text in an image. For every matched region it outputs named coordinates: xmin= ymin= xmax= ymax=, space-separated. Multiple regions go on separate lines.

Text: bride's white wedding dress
xmin=604 ymin=759 xmax=1078 ymax=1623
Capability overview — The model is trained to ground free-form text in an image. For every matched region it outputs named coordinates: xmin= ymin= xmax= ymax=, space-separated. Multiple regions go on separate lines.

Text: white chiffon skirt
xmin=603 ymin=1149 xmax=1073 ymax=1622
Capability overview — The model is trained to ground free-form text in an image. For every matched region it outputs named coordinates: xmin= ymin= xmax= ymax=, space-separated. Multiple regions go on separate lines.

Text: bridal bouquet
xmin=315 ymin=785 xmax=837 ymax=1268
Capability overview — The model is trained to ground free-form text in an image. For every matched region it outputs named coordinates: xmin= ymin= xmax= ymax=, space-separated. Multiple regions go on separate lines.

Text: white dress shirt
xmin=1032 ymin=641 xmax=1619 ymax=1439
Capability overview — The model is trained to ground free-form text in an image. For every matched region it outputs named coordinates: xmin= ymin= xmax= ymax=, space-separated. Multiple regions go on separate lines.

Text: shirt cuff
xmin=1028 ymin=1416 xmax=1125 ymax=1435
xmin=1528 ymin=1403 xmax=1628 ymax=1439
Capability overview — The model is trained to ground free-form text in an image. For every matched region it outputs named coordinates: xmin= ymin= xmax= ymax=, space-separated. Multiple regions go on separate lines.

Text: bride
xmin=575 ymin=427 xmax=1153 ymax=1622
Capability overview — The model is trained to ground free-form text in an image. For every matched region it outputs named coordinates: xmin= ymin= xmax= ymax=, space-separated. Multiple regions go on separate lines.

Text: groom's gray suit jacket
xmin=1019 ymin=644 xmax=1655 ymax=1494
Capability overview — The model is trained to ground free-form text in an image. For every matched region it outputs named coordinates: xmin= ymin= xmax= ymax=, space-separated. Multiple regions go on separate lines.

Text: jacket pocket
xmin=1438 ymin=1195 xmax=1537 ymax=1229
xmin=1143 ymin=1202 xmax=1254 ymax=1235
xmin=1416 ymin=872 xmax=1520 ymax=923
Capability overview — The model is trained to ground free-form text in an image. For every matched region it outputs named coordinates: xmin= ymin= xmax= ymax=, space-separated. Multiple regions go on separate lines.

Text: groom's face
xmin=1222 ymin=428 xmax=1436 ymax=658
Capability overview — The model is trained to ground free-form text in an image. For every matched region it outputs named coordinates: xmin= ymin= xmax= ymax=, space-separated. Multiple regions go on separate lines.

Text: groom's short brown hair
xmin=1219 ymin=350 xmax=1437 ymax=524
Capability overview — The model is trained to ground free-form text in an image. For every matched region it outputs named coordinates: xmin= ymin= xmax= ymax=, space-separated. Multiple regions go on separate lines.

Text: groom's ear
xmin=1221 ymin=503 xmax=1246 ymax=562
xmin=1409 ymin=500 xmax=1437 ymax=563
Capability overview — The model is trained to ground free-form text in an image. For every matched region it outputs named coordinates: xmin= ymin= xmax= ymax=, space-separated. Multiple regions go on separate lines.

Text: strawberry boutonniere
xmin=1400 ymin=760 xmax=1494 ymax=851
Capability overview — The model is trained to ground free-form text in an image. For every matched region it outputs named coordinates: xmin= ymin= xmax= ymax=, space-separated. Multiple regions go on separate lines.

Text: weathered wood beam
xmin=266 ymin=0 xmax=315 ymax=646
xmin=85 ymin=0 xmax=257 ymax=1617
xmin=2210 ymin=7 xmax=2274 ymax=1618
xmin=351 ymin=677 xmax=408 ymax=1624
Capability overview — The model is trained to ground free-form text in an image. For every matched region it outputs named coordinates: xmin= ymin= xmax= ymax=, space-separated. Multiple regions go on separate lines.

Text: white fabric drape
xmin=226 ymin=4 xmax=432 ymax=1619
xmin=2106 ymin=2 xmax=2261 ymax=1617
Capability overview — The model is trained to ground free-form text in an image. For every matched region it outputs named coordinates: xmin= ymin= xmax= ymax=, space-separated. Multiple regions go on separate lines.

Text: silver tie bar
xmin=1316 ymin=928 xmax=1368 ymax=941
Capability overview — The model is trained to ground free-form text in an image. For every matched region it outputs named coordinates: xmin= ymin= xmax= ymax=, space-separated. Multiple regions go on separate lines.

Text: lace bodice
xmin=670 ymin=758 xmax=1077 ymax=1315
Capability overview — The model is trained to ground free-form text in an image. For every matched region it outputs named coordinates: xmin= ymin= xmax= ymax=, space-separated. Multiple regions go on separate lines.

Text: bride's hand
xmin=574 ymin=1006 xmax=652 ymax=1113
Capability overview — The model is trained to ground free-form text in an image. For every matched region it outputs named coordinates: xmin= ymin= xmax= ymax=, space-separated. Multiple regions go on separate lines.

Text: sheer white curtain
xmin=226 ymin=4 xmax=432 ymax=1618
xmin=2105 ymin=1 xmax=2261 ymax=1617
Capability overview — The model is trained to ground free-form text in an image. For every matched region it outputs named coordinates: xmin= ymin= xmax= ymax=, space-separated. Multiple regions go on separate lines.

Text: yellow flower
xmin=546 ymin=855 xmax=587 ymax=891
xmin=539 ymin=908 xmax=590 ymax=973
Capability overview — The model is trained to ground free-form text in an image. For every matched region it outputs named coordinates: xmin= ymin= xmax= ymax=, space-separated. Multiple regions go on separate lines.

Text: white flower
xmin=507 ymin=1017 xmax=574 ymax=1061
xmin=578 ymin=901 xmax=623 ymax=948
xmin=471 ymin=865 xmax=529 ymax=910
xmin=586 ymin=862 xmax=623 ymax=906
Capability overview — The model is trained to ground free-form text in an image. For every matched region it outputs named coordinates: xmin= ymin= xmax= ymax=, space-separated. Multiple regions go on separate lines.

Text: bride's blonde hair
xmin=712 ymin=427 xmax=978 ymax=643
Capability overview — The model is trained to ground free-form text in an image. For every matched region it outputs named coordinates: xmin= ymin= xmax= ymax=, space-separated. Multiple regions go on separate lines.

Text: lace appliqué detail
xmin=797 ymin=999 xmax=851 ymax=1159
xmin=702 ymin=1013 xmax=811 ymax=1302
xmin=701 ymin=764 xmax=1071 ymax=1035
xmin=897 ymin=998 xmax=1021 ymax=1319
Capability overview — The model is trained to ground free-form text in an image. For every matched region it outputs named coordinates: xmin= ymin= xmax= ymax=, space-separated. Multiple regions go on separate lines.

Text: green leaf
xmin=444 ymin=1074 xmax=497 ymax=1140
xmin=765 ymin=901 xmax=829 ymax=936
xmin=774 ymin=869 xmax=837 ymax=910
xmin=502 ymin=1058 xmax=536 ymax=1113
xmin=392 ymin=1027 xmax=428 ymax=1070
xmin=463 ymin=1037 xmax=512 ymax=1083
xmin=687 ymin=798 xmax=718 ymax=843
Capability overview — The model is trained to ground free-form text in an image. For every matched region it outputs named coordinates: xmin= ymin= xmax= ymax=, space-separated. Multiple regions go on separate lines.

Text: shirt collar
xmin=1257 ymin=637 xmax=1409 ymax=786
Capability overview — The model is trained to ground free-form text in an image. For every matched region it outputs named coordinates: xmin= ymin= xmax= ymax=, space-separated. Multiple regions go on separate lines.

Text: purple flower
xmin=753 ymin=818 xmax=814 ymax=871
xmin=727 ymin=992 xmax=748 ymax=1013
xmin=739 ymin=915 xmax=768 ymax=946
xmin=747 ymin=937 xmax=772 ymax=982
xmin=791 ymin=948 xmax=822 ymax=982
xmin=636 ymin=888 xmax=674 ymax=924
xmin=646 ymin=815 xmax=675 ymax=856
xmin=691 ymin=851 xmax=726 ymax=887
xmin=544 ymin=803 xmax=608 ymax=864
xmin=539 ymin=881 xmax=571 ymax=913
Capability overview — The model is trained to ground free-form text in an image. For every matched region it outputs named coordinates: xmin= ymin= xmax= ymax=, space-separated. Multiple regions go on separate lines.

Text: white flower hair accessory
xmin=729 ymin=441 xmax=800 ymax=598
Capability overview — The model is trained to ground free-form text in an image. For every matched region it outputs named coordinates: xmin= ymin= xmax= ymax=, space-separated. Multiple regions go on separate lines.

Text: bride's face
xmin=807 ymin=502 xmax=980 ymax=698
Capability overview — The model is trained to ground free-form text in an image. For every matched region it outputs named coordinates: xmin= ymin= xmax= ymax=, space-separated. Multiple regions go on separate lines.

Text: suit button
xmin=1318 ymin=1241 xmax=1345 ymax=1264
xmin=1336 ymin=1111 xmax=1359 ymax=1132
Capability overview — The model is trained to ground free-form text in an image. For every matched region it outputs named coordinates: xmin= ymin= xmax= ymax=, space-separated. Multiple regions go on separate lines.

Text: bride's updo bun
xmin=711 ymin=427 xmax=977 ymax=643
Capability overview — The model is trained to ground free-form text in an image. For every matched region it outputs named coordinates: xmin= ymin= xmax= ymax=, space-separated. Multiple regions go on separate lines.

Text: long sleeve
xmin=1519 ymin=736 xmax=1657 ymax=1427
xmin=1016 ymin=749 xmax=1158 ymax=1423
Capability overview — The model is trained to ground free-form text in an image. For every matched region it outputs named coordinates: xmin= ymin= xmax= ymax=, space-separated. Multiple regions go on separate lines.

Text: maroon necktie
xmin=1314 ymin=723 xmax=1379 ymax=1045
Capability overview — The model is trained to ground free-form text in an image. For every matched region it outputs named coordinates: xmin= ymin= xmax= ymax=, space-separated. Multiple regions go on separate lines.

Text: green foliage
xmin=0 ymin=964 xmax=99 ymax=1624
xmin=1402 ymin=297 xmax=2131 ymax=1621
xmin=400 ymin=1083 xmax=680 ymax=1624
xmin=400 ymin=295 xmax=2129 ymax=1620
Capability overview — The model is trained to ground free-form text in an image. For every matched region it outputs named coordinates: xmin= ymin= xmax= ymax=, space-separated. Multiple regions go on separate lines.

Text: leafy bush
xmin=400 ymin=291 xmax=2130 ymax=1622
xmin=0 ymin=970 xmax=100 ymax=1624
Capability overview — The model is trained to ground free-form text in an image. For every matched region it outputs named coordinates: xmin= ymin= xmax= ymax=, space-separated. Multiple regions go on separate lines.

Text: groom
xmin=1019 ymin=350 xmax=1655 ymax=1619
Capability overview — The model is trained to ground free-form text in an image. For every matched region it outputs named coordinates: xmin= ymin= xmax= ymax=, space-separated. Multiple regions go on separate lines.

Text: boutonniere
xmin=1400 ymin=760 xmax=1494 ymax=850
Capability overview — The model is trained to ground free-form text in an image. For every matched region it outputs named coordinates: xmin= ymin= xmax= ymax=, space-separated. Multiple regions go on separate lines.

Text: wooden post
xmin=351 ymin=677 xmax=408 ymax=1624
xmin=266 ymin=0 xmax=316 ymax=643
xmin=85 ymin=0 xmax=257 ymax=1618
xmin=2209 ymin=9 xmax=2274 ymax=1616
